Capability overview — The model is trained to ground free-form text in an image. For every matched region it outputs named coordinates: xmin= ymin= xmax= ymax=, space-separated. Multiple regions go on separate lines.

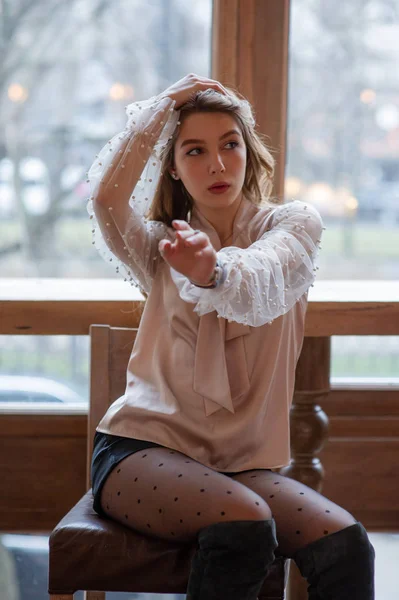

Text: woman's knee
xmin=210 ymin=476 xmax=272 ymax=522
xmin=230 ymin=497 xmax=272 ymax=522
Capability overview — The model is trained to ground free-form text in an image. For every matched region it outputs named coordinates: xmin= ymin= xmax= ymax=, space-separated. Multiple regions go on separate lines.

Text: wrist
xmin=189 ymin=260 xmax=226 ymax=289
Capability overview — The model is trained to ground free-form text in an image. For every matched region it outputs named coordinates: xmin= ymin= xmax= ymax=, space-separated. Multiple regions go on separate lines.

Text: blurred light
xmin=109 ymin=83 xmax=125 ymax=100
xmin=360 ymin=89 xmax=376 ymax=104
xmin=336 ymin=187 xmax=358 ymax=217
xmin=8 ymin=83 xmax=29 ymax=103
xmin=109 ymin=83 xmax=135 ymax=101
xmin=305 ymin=183 xmax=354 ymax=217
xmin=375 ymin=104 xmax=399 ymax=131
xmin=345 ymin=196 xmax=358 ymax=212
xmin=19 ymin=157 xmax=47 ymax=179
xmin=306 ymin=182 xmax=334 ymax=206
xmin=285 ymin=176 xmax=304 ymax=198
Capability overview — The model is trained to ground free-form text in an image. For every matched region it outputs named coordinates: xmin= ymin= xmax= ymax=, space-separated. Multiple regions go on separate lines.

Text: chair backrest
xmin=87 ymin=324 xmax=138 ymax=486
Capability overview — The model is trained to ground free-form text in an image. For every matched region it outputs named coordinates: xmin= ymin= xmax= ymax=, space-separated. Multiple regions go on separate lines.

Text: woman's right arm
xmin=87 ymin=95 xmax=178 ymax=295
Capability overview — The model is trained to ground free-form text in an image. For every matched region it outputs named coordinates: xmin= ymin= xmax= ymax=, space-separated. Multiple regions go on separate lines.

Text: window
xmin=0 ymin=0 xmax=212 ymax=279
xmin=287 ymin=0 xmax=399 ymax=381
xmin=287 ymin=0 xmax=399 ymax=281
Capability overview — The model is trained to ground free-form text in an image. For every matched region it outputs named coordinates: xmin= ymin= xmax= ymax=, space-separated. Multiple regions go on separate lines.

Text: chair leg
xmin=84 ymin=592 xmax=106 ymax=600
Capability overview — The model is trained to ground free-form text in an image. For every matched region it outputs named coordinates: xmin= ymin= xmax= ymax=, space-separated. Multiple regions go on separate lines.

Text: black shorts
xmin=90 ymin=431 xmax=268 ymax=517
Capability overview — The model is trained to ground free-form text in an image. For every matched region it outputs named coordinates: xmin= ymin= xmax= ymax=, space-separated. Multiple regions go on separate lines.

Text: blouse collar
xmin=190 ymin=196 xmax=258 ymax=248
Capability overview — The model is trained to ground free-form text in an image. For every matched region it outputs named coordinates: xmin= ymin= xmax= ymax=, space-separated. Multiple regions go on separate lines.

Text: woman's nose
xmin=209 ymin=154 xmax=226 ymax=174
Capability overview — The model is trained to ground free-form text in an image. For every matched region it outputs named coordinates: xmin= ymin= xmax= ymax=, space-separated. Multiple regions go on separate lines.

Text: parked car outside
xmin=0 ymin=375 xmax=85 ymax=405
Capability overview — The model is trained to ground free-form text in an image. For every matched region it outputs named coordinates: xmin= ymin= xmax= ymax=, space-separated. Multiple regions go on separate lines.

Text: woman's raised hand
xmin=159 ymin=73 xmax=229 ymax=109
xmin=159 ymin=220 xmax=217 ymax=285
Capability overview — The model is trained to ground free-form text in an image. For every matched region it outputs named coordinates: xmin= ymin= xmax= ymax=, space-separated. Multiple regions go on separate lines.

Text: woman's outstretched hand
xmin=159 ymin=220 xmax=217 ymax=286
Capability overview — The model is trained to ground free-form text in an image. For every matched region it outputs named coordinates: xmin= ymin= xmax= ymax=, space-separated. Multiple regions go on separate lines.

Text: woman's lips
xmin=208 ymin=184 xmax=231 ymax=194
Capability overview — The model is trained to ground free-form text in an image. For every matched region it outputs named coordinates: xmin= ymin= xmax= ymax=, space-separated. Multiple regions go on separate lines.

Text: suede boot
xmin=292 ymin=521 xmax=375 ymax=599
xmin=186 ymin=518 xmax=278 ymax=600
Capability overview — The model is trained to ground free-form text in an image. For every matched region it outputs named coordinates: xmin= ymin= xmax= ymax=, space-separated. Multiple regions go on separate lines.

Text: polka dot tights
xmin=100 ymin=447 xmax=356 ymax=557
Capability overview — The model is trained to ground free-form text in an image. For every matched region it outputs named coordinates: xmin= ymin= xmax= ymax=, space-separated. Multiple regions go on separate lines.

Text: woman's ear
xmin=169 ymin=169 xmax=180 ymax=180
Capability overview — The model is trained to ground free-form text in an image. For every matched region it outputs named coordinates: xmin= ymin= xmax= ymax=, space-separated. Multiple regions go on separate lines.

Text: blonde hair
xmin=147 ymin=87 xmax=280 ymax=225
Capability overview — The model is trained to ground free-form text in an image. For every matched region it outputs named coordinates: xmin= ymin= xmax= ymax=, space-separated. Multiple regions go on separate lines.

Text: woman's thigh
xmin=100 ymin=447 xmax=272 ymax=543
xmin=231 ymin=469 xmax=356 ymax=557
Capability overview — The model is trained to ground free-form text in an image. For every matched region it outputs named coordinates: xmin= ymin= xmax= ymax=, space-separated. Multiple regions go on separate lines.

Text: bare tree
xmin=287 ymin=0 xmax=399 ymax=196
xmin=0 ymin=0 xmax=210 ymax=275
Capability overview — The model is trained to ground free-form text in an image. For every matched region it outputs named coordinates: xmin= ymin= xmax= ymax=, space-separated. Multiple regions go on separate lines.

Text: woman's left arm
xmin=170 ymin=200 xmax=324 ymax=326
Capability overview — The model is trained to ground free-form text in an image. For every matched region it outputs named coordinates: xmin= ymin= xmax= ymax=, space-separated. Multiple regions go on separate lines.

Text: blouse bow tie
xmin=193 ymin=313 xmax=251 ymax=416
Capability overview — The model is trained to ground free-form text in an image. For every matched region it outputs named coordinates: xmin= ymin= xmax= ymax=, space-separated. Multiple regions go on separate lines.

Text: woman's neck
xmin=193 ymin=194 xmax=244 ymax=242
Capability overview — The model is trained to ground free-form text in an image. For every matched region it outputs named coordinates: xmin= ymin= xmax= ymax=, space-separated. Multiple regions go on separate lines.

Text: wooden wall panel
xmin=0 ymin=388 xmax=398 ymax=532
xmin=318 ymin=389 xmax=399 ymax=530
xmin=0 ymin=415 xmax=87 ymax=532
xmin=320 ymin=441 xmax=399 ymax=530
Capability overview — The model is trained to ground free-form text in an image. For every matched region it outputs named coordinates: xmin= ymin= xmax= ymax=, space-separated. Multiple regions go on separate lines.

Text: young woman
xmin=87 ymin=74 xmax=375 ymax=600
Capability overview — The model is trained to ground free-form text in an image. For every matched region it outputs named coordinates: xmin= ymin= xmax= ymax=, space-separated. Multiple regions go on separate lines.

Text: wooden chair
xmin=48 ymin=324 xmax=289 ymax=599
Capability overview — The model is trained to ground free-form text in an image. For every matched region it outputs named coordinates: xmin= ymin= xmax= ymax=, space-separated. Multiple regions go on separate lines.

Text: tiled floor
xmin=368 ymin=532 xmax=399 ymax=600
xmin=0 ymin=531 xmax=398 ymax=599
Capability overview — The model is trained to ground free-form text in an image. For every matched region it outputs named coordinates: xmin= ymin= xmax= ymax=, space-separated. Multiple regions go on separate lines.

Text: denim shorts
xmin=91 ymin=431 xmax=270 ymax=517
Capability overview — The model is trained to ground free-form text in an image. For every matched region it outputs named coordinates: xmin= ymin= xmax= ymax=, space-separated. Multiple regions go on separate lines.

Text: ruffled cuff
xmin=170 ymin=200 xmax=324 ymax=327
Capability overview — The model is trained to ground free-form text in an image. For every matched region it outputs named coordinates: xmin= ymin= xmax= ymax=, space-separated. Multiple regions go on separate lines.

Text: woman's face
xmin=172 ymin=112 xmax=247 ymax=210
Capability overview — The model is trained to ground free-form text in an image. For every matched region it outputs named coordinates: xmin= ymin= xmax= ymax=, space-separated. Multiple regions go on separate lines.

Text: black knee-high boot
xmin=186 ymin=519 xmax=278 ymax=600
xmin=292 ymin=521 xmax=375 ymax=599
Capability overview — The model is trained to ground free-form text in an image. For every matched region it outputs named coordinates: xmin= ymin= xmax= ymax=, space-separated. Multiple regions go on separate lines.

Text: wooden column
xmin=212 ymin=0 xmax=290 ymax=200
xmin=281 ymin=337 xmax=331 ymax=490
xmin=280 ymin=336 xmax=331 ymax=600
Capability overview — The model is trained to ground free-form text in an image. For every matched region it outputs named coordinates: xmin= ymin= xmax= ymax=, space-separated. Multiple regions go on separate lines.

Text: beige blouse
xmin=87 ymin=94 xmax=324 ymax=472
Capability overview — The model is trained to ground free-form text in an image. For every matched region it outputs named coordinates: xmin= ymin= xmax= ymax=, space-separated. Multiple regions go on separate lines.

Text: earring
xmin=171 ymin=173 xmax=179 ymax=180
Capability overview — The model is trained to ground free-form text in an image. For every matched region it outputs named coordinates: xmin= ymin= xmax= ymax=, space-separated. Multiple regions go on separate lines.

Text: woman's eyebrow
xmin=179 ymin=129 xmax=241 ymax=148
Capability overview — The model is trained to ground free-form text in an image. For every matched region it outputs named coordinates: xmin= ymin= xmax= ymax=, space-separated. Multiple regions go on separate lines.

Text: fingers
xmin=184 ymin=232 xmax=208 ymax=250
xmin=161 ymin=220 xmax=210 ymax=260
xmin=165 ymin=74 xmax=229 ymax=110
xmin=175 ymin=229 xmax=208 ymax=252
xmin=195 ymin=245 xmax=215 ymax=259
xmin=172 ymin=220 xmax=191 ymax=230
xmin=195 ymin=75 xmax=229 ymax=96
xmin=158 ymin=239 xmax=174 ymax=256
xmin=183 ymin=75 xmax=229 ymax=105
xmin=174 ymin=231 xmax=188 ymax=252
xmin=206 ymin=81 xmax=229 ymax=96
xmin=172 ymin=220 xmax=199 ymax=247
xmin=159 ymin=231 xmax=208 ymax=263
xmin=159 ymin=231 xmax=191 ymax=257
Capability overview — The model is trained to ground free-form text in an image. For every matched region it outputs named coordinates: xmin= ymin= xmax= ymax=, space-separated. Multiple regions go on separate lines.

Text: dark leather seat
xmin=49 ymin=489 xmax=288 ymax=598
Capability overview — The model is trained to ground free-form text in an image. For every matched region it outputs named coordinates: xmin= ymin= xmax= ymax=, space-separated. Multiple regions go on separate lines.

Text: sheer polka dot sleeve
xmin=170 ymin=200 xmax=324 ymax=326
xmin=87 ymin=95 xmax=179 ymax=295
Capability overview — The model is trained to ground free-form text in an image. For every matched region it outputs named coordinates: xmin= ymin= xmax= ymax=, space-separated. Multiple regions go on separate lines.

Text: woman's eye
xmin=187 ymin=141 xmax=238 ymax=156
xmin=187 ymin=147 xmax=202 ymax=156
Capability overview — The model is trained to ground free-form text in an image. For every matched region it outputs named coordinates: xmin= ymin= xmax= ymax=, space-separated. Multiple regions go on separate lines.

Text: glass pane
xmin=1 ymin=334 xmax=396 ymax=406
xmin=331 ymin=335 xmax=399 ymax=380
xmin=287 ymin=0 xmax=399 ymax=280
xmin=0 ymin=0 xmax=212 ymax=278
xmin=0 ymin=336 xmax=89 ymax=407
